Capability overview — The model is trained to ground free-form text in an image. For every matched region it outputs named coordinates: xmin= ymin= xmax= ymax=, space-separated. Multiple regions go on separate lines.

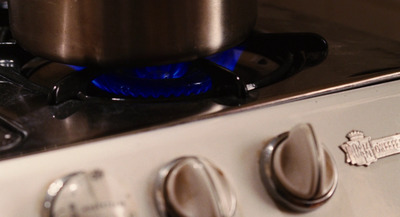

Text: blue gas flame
xmin=91 ymin=63 xmax=212 ymax=98
xmin=68 ymin=46 xmax=244 ymax=98
xmin=206 ymin=46 xmax=244 ymax=71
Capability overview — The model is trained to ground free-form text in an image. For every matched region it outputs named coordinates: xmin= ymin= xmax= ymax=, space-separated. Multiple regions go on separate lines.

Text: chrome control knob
xmin=154 ymin=156 xmax=237 ymax=217
xmin=259 ymin=124 xmax=338 ymax=212
xmin=42 ymin=170 xmax=135 ymax=217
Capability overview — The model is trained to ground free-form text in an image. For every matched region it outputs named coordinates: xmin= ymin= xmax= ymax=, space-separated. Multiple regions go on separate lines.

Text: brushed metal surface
xmin=259 ymin=124 xmax=337 ymax=212
xmin=8 ymin=0 xmax=257 ymax=66
xmin=3 ymin=79 xmax=400 ymax=216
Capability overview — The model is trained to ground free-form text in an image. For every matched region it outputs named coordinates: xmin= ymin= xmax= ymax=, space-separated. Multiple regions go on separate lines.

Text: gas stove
xmin=2 ymin=1 xmax=400 ymax=217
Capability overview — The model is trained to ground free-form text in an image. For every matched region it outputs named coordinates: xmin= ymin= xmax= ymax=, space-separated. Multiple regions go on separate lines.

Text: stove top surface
xmin=1 ymin=2 xmax=400 ymax=161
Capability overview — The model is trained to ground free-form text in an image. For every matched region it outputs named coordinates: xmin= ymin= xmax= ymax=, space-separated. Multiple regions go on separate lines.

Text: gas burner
xmin=91 ymin=64 xmax=213 ymax=98
xmin=90 ymin=47 xmax=245 ymax=98
xmin=0 ymin=32 xmax=328 ymax=105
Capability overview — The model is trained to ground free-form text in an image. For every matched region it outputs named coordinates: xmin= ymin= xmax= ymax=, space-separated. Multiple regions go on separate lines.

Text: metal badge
xmin=340 ymin=130 xmax=400 ymax=166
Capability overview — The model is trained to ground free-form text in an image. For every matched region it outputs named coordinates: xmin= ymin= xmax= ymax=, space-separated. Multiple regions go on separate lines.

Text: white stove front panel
xmin=2 ymin=79 xmax=400 ymax=217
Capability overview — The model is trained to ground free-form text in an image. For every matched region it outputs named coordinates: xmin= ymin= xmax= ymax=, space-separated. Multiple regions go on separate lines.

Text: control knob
xmin=42 ymin=170 xmax=135 ymax=217
xmin=259 ymin=123 xmax=338 ymax=212
xmin=154 ymin=156 xmax=237 ymax=217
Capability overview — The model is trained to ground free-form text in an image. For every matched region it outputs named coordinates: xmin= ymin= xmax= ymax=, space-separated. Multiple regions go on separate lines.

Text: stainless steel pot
xmin=8 ymin=0 xmax=257 ymax=66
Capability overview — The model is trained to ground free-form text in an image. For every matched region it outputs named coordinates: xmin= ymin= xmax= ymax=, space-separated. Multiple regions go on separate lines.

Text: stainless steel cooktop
xmin=1 ymin=2 xmax=400 ymax=161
